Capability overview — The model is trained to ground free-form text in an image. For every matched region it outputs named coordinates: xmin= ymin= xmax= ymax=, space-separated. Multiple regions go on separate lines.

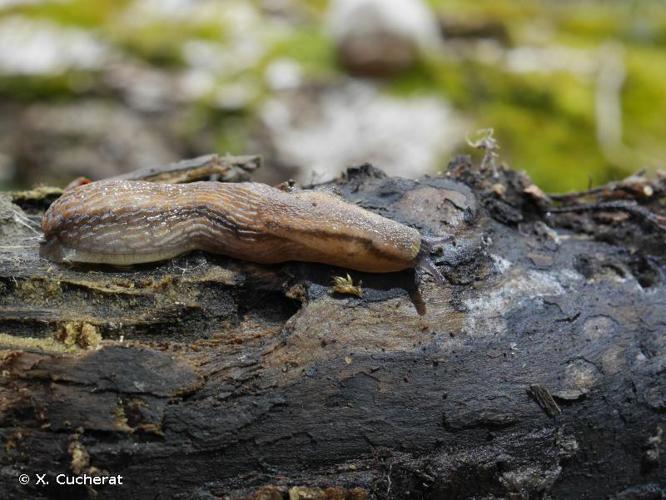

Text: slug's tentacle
xmin=41 ymin=180 xmax=423 ymax=273
xmin=414 ymin=234 xmax=453 ymax=287
xmin=417 ymin=257 xmax=447 ymax=287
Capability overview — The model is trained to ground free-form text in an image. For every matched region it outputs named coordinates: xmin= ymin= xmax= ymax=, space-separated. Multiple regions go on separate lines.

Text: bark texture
xmin=0 ymin=155 xmax=664 ymax=499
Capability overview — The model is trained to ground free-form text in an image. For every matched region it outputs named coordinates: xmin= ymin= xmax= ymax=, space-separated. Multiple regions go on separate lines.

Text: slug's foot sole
xmin=39 ymin=237 xmax=188 ymax=266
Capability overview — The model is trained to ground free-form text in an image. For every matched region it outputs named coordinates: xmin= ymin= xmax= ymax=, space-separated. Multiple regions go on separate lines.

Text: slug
xmin=41 ymin=180 xmax=448 ymax=282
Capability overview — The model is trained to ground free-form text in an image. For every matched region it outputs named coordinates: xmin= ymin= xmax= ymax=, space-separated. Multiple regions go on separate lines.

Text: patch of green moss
xmin=172 ymin=102 xmax=254 ymax=157
xmin=553 ymin=5 xmax=624 ymax=42
xmin=15 ymin=278 xmax=62 ymax=303
xmin=266 ymin=28 xmax=337 ymax=77
xmin=0 ymin=333 xmax=76 ymax=353
xmin=110 ymin=15 xmax=232 ymax=68
xmin=114 ymin=400 xmax=133 ymax=432
xmin=484 ymin=105 xmax=609 ymax=192
xmin=622 ymin=48 xmax=666 ymax=156
xmin=0 ymin=72 xmax=99 ymax=102
xmin=108 ymin=23 xmax=187 ymax=68
xmin=476 ymin=71 xmax=615 ymax=192
xmin=6 ymin=0 xmax=129 ymax=28
xmin=215 ymin=120 xmax=253 ymax=156
xmin=554 ymin=3 xmax=666 ymax=46
xmin=1 ymin=0 xmax=663 ymax=194
xmin=302 ymin=0 xmax=328 ymax=14
xmin=428 ymin=0 xmax=538 ymax=20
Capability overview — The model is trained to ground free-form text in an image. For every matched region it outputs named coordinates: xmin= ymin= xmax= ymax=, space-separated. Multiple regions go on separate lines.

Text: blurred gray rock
xmin=327 ymin=0 xmax=442 ymax=76
xmin=260 ymin=80 xmax=465 ymax=183
xmin=9 ymin=100 xmax=179 ymax=186
xmin=0 ymin=16 xmax=112 ymax=76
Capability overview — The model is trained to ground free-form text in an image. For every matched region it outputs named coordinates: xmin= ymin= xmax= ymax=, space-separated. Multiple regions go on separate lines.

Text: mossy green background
xmin=1 ymin=0 xmax=664 ymax=192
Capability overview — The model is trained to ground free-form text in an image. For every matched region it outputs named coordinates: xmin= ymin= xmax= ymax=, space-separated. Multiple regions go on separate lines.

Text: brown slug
xmin=41 ymin=180 xmax=448 ymax=283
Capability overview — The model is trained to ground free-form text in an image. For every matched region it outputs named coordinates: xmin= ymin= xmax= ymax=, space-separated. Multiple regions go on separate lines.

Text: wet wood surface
xmin=0 ymin=156 xmax=664 ymax=499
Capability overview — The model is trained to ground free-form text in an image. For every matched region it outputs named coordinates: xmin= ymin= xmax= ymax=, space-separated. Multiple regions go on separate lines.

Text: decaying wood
xmin=109 ymin=153 xmax=262 ymax=183
xmin=0 ymin=155 xmax=664 ymax=499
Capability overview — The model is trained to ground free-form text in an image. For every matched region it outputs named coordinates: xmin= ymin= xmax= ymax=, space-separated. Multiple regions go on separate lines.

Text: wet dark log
xmin=0 ymin=155 xmax=664 ymax=500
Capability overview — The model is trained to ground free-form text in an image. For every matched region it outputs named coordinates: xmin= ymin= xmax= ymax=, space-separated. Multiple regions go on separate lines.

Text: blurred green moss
xmin=108 ymin=22 xmax=187 ymax=67
xmin=623 ymin=48 xmax=666 ymax=154
xmin=0 ymin=72 xmax=101 ymax=101
xmin=402 ymin=0 xmax=666 ymax=191
xmin=265 ymin=28 xmax=336 ymax=77
xmin=0 ymin=0 xmax=664 ymax=192
xmin=4 ymin=0 xmax=131 ymax=28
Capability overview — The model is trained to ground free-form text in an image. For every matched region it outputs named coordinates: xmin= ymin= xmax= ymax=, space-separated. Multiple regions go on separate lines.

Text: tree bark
xmin=0 ymin=156 xmax=664 ymax=499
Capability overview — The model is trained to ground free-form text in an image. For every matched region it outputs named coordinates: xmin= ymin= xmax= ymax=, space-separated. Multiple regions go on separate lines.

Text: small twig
xmin=467 ymin=128 xmax=500 ymax=174
xmin=108 ymin=154 xmax=261 ymax=184
xmin=547 ymin=200 xmax=666 ymax=230
xmin=528 ymin=384 xmax=561 ymax=417
xmin=549 ymin=186 xmax=611 ymax=202
xmin=549 ymin=172 xmax=662 ymax=203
